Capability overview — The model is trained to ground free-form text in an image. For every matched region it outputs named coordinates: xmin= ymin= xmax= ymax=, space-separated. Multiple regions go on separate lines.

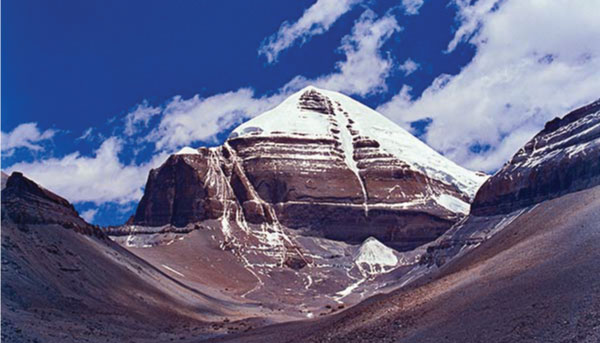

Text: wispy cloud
xmin=399 ymin=58 xmax=419 ymax=76
xmin=258 ymin=0 xmax=362 ymax=64
xmin=77 ymin=127 xmax=94 ymax=141
xmin=446 ymin=0 xmax=501 ymax=53
xmin=401 ymin=0 xmax=425 ymax=15
xmin=378 ymin=0 xmax=600 ymax=172
xmin=124 ymin=101 xmax=162 ymax=136
xmin=1 ymin=123 xmax=56 ymax=156
xmin=284 ymin=10 xmax=401 ymax=97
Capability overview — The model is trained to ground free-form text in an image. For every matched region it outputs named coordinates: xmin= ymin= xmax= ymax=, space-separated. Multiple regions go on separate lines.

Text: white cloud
xmin=285 ymin=10 xmax=401 ymax=97
xmin=259 ymin=0 xmax=362 ymax=64
xmin=402 ymin=0 xmax=425 ymax=15
xmin=77 ymin=127 xmax=94 ymax=141
xmin=399 ymin=58 xmax=419 ymax=76
xmin=6 ymin=137 xmax=170 ymax=205
xmin=148 ymin=89 xmax=286 ymax=151
xmin=377 ymin=85 xmax=414 ymax=126
xmin=378 ymin=0 xmax=600 ymax=172
xmin=80 ymin=208 xmax=98 ymax=223
xmin=1 ymin=123 xmax=56 ymax=155
xmin=124 ymin=101 xmax=162 ymax=136
xmin=446 ymin=0 xmax=500 ymax=52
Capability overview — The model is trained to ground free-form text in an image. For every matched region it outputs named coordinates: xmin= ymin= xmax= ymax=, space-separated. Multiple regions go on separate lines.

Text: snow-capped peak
xmin=230 ymin=86 xmax=487 ymax=199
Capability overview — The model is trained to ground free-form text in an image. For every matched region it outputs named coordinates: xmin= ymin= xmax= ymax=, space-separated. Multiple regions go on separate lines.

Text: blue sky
xmin=3 ymin=0 xmax=599 ymax=226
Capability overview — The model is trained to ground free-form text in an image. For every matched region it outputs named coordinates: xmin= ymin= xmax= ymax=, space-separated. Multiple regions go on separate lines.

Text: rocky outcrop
xmin=422 ymin=97 xmax=600 ymax=268
xmin=133 ymin=151 xmax=223 ymax=226
xmin=132 ymin=86 xmax=486 ymax=250
xmin=1 ymin=172 xmax=101 ymax=236
xmin=472 ymin=99 xmax=600 ymax=216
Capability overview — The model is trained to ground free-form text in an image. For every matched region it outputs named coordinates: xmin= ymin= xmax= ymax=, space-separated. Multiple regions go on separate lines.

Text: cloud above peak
xmin=124 ymin=101 xmax=162 ymax=136
xmin=285 ymin=10 xmax=401 ymax=97
xmin=258 ymin=0 xmax=362 ymax=64
xmin=143 ymin=10 xmax=401 ymax=152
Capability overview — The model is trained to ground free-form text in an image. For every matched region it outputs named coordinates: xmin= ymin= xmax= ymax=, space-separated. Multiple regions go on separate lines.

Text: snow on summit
xmin=231 ymin=85 xmax=487 ymax=199
xmin=175 ymin=146 xmax=200 ymax=155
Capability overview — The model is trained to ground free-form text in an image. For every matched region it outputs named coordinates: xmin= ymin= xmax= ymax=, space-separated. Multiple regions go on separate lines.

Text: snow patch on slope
xmin=434 ymin=194 xmax=470 ymax=215
xmin=354 ymin=237 xmax=398 ymax=276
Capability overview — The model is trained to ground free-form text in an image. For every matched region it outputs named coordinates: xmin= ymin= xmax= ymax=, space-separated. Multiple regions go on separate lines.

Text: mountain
xmin=3 ymin=87 xmax=487 ymax=342
xmin=103 ymin=86 xmax=485 ymax=319
xmin=131 ymin=86 xmax=486 ymax=250
xmin=235 ymin=98 xmax=600 ymax=343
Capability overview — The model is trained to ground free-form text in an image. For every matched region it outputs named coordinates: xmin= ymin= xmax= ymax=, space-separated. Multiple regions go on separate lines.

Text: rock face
xmin=132 ymin=86 xmax=486 ymax=250
xmin=472 ymin=99 xmax=600 ymax=216
xmin=132 ymin=152 xmax=222 ymax=227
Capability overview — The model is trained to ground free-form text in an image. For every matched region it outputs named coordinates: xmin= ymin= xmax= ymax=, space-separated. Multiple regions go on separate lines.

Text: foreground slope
xmin=0 ymin=172 xmax=264 ymax=342
xmin=215 ymin=99 xmax=600 ymax=342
